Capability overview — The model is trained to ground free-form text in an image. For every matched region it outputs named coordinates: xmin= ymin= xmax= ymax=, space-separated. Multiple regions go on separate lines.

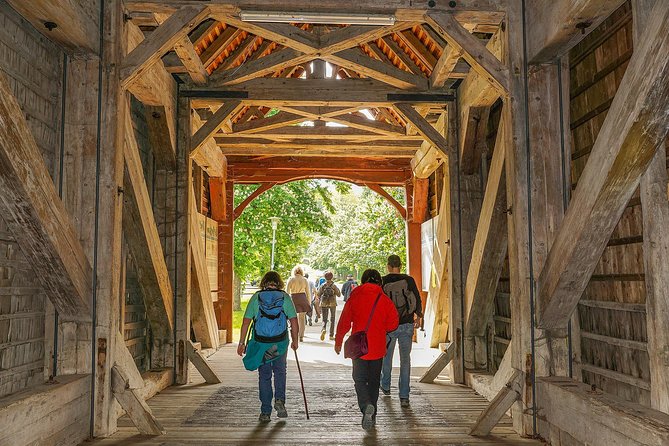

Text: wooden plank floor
xmin=91 ymin=323 xmax=543 ymax=445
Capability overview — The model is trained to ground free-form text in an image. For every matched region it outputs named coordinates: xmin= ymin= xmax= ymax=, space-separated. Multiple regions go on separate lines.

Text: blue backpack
xmin=252 ymin=290 xmax=288 ymax=343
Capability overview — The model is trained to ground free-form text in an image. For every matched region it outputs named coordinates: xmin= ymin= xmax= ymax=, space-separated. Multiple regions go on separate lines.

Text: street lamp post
xmin=270 ymin=217 xmax=280 ymax=270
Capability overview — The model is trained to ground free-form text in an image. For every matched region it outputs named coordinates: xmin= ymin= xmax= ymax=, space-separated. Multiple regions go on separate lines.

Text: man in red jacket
xmin=334 ymin=269 xmax=399 ymax=430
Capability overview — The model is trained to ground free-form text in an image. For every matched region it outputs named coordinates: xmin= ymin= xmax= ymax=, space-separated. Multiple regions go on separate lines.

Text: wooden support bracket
xmin=469 ymin=369 xmax=522 ymax=436
xmin=419 ymin=342 xmax=455 ymax=383
xmin=111 ymin=365 xmax=166 ymax=435
xmin=186 ymin=340 xmax=222 ymax=384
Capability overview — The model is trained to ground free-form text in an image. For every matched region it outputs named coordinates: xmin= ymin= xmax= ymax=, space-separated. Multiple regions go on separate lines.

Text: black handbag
xmin=344 ymin=293 xmax=382 ymax=359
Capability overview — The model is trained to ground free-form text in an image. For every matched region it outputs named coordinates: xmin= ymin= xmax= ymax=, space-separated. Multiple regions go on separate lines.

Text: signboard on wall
xmin=198 ymin=213 xmax=219 ymax=302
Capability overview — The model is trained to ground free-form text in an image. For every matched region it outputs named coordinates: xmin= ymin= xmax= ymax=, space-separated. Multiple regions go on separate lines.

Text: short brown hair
xmin=260 ymin=271 xmax=284 ymax=290
xmin=387 ymin=255 xmax=402 ymax=268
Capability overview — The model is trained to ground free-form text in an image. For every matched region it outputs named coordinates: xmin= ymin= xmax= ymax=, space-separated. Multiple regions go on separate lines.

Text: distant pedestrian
xmin=380 ymin=255 xmax=423 ymax=408
xmin=334 ymin=269 xmax=399 ymax=430
xmin=318 ymin=271 xmax=341 ymax=341
xmin=341 ymin=274 xmax=358 ymax=302
xmin=286 ymin=266 xmax=312 ymax=342
xmin=238 ymin=271 xmax=299 ymax=423
xmin=305 ymin=273 xmax=319 ymax=325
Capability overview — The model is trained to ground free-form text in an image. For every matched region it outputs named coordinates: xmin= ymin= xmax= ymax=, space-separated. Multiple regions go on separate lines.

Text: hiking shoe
xmin=259 ymin=413 xmax=271 ymax=423
xmin=274 ymin=399 xmax=288 ymax=418
xmin=362 ymin=404 xmax=375 ymax=430
xmin=380 ymin=386 xmax=391 ymax=396
xmin=400 ymin=398 xmax=410 ymax=408
xmin=320 ymin=330 xmax=326 ymax=341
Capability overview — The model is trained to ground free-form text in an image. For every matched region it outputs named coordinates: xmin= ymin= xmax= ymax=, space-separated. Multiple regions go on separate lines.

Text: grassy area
xmin=232 ymin=287 xmax=256 ymax=341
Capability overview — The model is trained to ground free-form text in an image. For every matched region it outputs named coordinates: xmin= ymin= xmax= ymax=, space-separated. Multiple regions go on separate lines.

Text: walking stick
xmin=293 ymin=348 xmax=310 ymax=420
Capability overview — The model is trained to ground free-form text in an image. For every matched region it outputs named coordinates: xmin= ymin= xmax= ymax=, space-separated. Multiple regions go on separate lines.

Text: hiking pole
xmin=293 ymin=349 xmax=310 ymax=420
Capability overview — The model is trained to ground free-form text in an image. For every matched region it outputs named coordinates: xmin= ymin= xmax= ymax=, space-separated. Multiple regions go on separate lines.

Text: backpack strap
xmin=364 ymin=293 xmax=382 ymax=333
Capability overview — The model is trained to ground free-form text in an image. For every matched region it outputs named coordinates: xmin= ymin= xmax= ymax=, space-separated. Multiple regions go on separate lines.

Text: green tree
xmin=306 ymin=185 xmax=406 ymax=278
xmin=234 ymin=180 xmax=333 ymax=289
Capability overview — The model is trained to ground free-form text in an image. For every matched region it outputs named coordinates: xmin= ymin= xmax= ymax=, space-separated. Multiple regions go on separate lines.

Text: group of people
xmin=237 ymin=255 xmax=423 ymax=430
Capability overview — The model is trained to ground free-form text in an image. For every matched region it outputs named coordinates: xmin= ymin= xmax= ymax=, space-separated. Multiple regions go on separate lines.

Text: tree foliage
xmin=305 ymin=186 xmax=406 ymax=277
xmin=233 ymin=180 xmax=332 ymax=283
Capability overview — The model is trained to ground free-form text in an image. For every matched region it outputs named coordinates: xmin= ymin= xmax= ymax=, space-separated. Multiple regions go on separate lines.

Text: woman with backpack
xmin=334 ymin=269 xmax=399 ymax=430
xmin=318 ymin=271 xmax=341 ymax=341
xmin=238 ymin=271 xmax=299 ymax=423
xmin=286 ymin=266 xmax=312 ymax=342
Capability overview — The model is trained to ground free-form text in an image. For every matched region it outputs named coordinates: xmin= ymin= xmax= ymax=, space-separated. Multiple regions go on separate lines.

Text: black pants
xmin=321 ymin=307 xmax=336 ymax=336
xmin=352 ymin=358 xmax=383 ymax=415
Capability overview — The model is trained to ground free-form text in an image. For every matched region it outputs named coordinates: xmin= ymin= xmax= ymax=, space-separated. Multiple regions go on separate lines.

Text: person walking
xmin=305 ymin=273 xmax=319 ymax=325
xmin=380 ymin=255 xmax=423 ymax=408
xmin=318 ymin=271 xmax=341 ymax=341
xmin=286 ymin=266 xmax=312 ymax=342
xmin=341 ymin=274 xmax=358 ymax=302
xmin=334 ymin=269 xmax=399 ymax=430
xmin=238 ymin=271 xmax=299 ymax=422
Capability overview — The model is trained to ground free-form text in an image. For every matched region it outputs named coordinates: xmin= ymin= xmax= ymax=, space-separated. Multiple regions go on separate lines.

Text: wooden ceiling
xmin=124 ymin=3 xmax=502 ymax=176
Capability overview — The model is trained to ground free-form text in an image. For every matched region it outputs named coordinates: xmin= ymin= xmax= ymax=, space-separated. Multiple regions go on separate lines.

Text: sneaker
xmin=362 ymin=404 xmax=375 ymax=430
xmin=380 ymin=386 xmax=391 ymax=396
xmin=308 ymin=320 xmax=312 ymax=326
xmin=320 ymin=330 xmax=326 ymax=341
xmin=259 ymin=413 xmax=271 ymax=423
xmin=329 ymin=335 xmax=335 ymax=341
xmin=400 ymin=398 xmax=410 ymax=408
xmin=274 ymin=399 xmax=288 ymax=418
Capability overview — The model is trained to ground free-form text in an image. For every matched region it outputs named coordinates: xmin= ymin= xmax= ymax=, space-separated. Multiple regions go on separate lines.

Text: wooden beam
xmin=114 ymin=331 xmax=146 ymax=390
xmin=200 ymin=26 xmax=242 ymax=68
xmin=209 ymin=177 xmax=228 ymax=222
xmin=634 ymin=0 xmax=669 ymax=414
xmin=232 ymin=112 xmax=305 ymax=134
xmin=234 ymin=183 xmax=276 ymax=220
xmin=123 ymin=107 xmax=175 ymax=338
xmin=190 ymin=198 xmax=220 ymax=350
xmin=430 ymin=46 xmax=464 ymax=88
xmin=464 ymin=114 xmax=507 ymax=337
xmin=460 ymin=106 xmax=490 ymax=175
xmin=153 ymin=12 xmax=208 ymax=84
xmin=365 ymin=183 xmax=407 ymax=219
xmin=191 ymin=110 xmax=226 ymax=177
xmin=191 ymin=100 xmax=242 ymax=151
xmin=412 ymin=177 xmax=429 ymax=223
xmin=5 ymin=0 xmax=99 ymax=53
xmin=411 ymin=113 xmax=447 ymax=178
xmin=419 ymin=342 xmax=455 ymax=383
xmin=527 ymin=0 xmax=627 ymax=63
xmin=216 ymin=181 xmax=234 ymax=343
xmin=185 ymin=78 xmax=455 ymax=107
xmin=425 ymin=12 xmax=509 ymax=96
xmin=111 ymin=365 xmax=166 ymax=435
xmin=537 ymin=0 xmax=669 ymax=330
xmin=122 ymin=6 xmax=210 ymax=88
xmin=469 ymin=369 xmax=521 ymax=436
xmin=185 ymin=341 xmax=222 ymax=383
xmin=144 ymin=105 xmax=176 ymax=169
xmin=234 ymin=170 xmax=410 ymax=186
xmin=0 ymin=71 xmax=92 ymax=320
xmin=393 ymin=103 xmax=449 ymax=156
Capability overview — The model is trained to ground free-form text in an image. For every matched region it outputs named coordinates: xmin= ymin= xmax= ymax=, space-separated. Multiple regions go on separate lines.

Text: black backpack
xmin=383 ymin=279 xmax=417 ymax=320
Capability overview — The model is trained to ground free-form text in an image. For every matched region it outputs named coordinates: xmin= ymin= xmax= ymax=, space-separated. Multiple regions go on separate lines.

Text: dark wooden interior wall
xmin=569 ymin=1 xmax=657 ymax=406
xmin=0 ymin=3 xmax=64 ymax=398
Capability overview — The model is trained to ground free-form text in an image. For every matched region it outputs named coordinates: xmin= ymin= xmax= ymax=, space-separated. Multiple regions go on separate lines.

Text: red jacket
xmin=335 ymin=283 xmax=399 ymax=360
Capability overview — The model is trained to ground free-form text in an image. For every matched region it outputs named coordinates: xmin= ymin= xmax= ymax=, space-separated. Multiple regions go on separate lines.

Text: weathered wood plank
xmin=185 ymin=340 xmax=222 ymax=384
xmin=122 ymin=6 xmax=209 ymax=87
xmin=469 ymin=369 xmax=521 ymax=436
xmin=425 ymin=12 xmax=509 ymax=96
xmin=0 ymin=71 xmax=92 ymax=321
xmin=393 ymin=103 xmax=449 ymax=156
xmin=464 ymin=113 xmax=507 ymax=337
xmin=527 ymin=0 xmax=627 ymax=63
xmin=191 ymin=101 xmax=242 ymax=151
xmin=191 ymin=110 xmax=226 ymax=177
xmin=123 ymin=107 xmax=175 ymax=337
xmin=419 ymin=342 xmax=455 ymax=383
xmin=537 ymin=0 xmax=669 ymax=330
xmin=111 ymin=365 xmax=166 ymax=435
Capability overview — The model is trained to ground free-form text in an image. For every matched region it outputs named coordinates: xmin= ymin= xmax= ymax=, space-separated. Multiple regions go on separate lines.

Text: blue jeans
xmin=381 ymin=322 xmax=414 ymax=399
xmin=258 ymin=351 xmax=287 ymax=414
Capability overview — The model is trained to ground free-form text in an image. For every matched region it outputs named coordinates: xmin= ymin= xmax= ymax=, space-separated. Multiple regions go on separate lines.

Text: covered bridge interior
xmin=0 ymin=0 xmax=668 ymax=445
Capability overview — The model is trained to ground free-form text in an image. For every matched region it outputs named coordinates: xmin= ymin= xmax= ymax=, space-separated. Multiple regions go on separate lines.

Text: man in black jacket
xmin=341 ymin=274 xmax=358 ymax=302
xmin=380 ymin=255 xmax=423 ymax=408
